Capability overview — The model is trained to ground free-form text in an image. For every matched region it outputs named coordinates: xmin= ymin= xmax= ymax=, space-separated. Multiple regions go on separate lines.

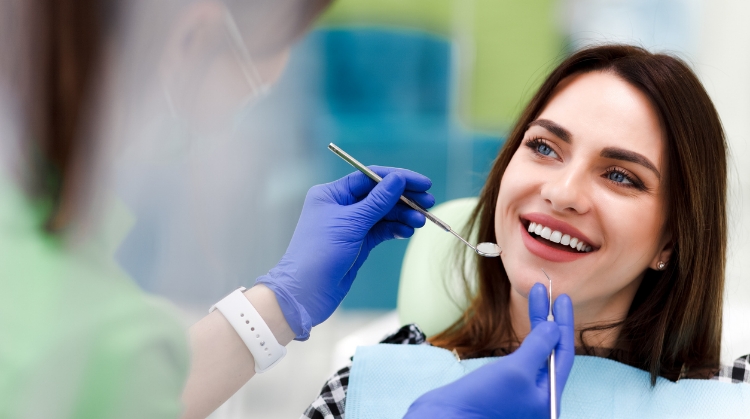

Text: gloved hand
xmin=256 ymin=166 xmax=434 ymax=340
xmin=403 ymin=283 xmax=575 ymax=419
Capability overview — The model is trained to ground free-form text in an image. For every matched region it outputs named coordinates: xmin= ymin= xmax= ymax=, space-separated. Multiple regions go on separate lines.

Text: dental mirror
xmin=328 ymin=143 xmax=502 ymax=258
xmin=475 ymin=242 xmax=502 ymax=258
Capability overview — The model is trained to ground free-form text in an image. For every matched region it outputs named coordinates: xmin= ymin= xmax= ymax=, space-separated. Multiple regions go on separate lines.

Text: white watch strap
xmin=210 ymin=287 xmax=287 ymax=373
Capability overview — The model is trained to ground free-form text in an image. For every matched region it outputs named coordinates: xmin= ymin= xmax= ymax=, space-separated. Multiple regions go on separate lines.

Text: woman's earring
xmin=657 ymin=261 xmax=666 ymax=270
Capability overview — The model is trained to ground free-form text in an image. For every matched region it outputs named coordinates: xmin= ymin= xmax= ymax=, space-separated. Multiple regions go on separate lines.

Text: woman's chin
xmin=506 ymin=272 xmax=545 ymax=299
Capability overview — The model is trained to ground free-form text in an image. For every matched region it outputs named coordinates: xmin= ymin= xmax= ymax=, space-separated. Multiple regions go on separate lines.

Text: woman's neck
xmin=506 ymin=282 xmax=640 ymax=349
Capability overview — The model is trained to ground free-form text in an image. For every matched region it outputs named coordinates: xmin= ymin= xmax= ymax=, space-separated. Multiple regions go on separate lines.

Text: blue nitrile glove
xmin=403 ymin=283 xmax=575 ymax=419
xmin=256 ymin=166 xmax=434 ymax=340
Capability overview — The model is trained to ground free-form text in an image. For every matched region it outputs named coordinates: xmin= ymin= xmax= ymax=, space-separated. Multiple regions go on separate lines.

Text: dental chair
xmin=396 ymin=197 xmax=478 ymax=336
xmin=332 ymin=197 xmax=750 ymax=370
xmin=331 ymin=198 xmax=477 ymax=368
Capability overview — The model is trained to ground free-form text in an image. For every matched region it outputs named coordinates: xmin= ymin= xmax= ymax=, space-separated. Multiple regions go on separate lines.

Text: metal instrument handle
xmin=327 ymin=143 xmax=452 ymax=232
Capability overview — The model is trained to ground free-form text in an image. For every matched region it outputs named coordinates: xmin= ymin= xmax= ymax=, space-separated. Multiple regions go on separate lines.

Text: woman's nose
xmin=539 ymin=165 xmax=591 ymax=214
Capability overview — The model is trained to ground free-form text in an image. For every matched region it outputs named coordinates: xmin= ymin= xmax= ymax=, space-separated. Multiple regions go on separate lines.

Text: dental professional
xmin=0 ymin=1 xmax=573 ymax=419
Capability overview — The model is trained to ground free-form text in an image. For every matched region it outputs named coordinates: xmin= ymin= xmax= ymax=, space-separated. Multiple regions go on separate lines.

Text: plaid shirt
xmin=300 ymin=324 xmax=750 ymax=419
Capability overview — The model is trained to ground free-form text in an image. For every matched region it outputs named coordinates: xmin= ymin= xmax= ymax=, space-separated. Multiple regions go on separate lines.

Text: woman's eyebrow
xmin=528 ymin=119 xmax=572 ymax=143
xmin=601 ymin=147 xmax=661 ymax=179
xmin=528 ymin=119 xmax=661 ymax=179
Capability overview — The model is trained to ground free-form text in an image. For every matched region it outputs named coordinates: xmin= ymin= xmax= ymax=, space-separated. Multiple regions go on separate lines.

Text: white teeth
xmin=526 ymin=220 xmax=592 ymax=253
xmin=540 ymin=227 xmax=552 ymax=240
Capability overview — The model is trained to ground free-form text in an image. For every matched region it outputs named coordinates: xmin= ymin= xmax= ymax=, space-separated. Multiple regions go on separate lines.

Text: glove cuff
xmin=254 ymin=276 xmax=312 ymax=341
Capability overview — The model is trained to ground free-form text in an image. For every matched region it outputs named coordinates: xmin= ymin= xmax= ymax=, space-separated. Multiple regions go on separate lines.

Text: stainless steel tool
xmin=328 ymin=143 xmax=501 ymax=258
xmin=541 ymin=268 xmax=557 ymax=419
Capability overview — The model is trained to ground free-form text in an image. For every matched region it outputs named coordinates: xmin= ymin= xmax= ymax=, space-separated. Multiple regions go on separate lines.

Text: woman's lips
xmin=522 ymin=213 xmax=598 ymax=249
xmin=519 ymin=221 xmax=593 ymax=262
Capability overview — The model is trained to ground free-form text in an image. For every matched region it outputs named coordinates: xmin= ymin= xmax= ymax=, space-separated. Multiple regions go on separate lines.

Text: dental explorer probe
xmin=328 ymin=143 xmax=501 ymax=258
xmin=541 ymin=268 xmax=557 ymax=419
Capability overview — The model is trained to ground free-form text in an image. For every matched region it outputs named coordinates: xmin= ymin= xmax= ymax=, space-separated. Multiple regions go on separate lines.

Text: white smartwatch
xmin=209 ymin=287 xmax=287 ymax=373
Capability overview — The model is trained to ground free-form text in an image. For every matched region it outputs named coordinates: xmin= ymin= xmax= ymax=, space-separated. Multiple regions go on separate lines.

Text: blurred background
xmin=54 ymin=0 xmax=750 ymax=417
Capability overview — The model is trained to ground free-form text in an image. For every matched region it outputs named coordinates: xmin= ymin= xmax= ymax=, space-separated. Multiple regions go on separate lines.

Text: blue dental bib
xmin=346 ymin=344 xmax=750 ymax=419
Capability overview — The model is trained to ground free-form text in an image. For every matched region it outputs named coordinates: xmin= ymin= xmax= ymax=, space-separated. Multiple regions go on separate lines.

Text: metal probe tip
xmin=541 ymin=268 xmax=556 ymax=419
xmin=541 ymin=268 xmax=552 ymax=318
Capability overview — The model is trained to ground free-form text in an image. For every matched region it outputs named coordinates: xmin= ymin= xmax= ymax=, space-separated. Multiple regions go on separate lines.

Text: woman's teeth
xmin=527 ymin=222 xmax=593 ymax=252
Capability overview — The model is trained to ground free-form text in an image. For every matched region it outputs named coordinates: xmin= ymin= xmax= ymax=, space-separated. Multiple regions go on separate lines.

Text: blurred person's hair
xmin=430 ymin=45 xmax=727 ymax=385
xmin=1 ymin=0 xmax=331 ymax=233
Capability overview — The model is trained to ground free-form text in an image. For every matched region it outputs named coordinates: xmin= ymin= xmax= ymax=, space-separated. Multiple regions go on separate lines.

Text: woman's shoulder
xmin=300 ymin=324 xmax=429 ymax=419
xmin=712 ymin=355 xmax=750 ymax=384
xmin=379 ymin=323 xmax=430 ymax=345
xmin=0 ymin=253 xmax=189 ymax=415
xmin=1 ymin=253 xmax=189 ymax=368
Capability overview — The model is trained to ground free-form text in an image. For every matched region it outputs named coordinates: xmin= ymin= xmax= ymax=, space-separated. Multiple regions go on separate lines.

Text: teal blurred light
xmin=286 ymin=28 xmax=503 ymax=309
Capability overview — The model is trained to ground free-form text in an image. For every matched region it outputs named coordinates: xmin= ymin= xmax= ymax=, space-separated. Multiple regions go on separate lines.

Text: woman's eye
xmin=537 ymin=143 xmax=555 ymax=156
xmin=604 ymin=168 xmax=647 ymax=191
xmin=607 ymin=171 xmax=632 ymax=185
xmin=525 ymin=138 xmax=559 ymax=159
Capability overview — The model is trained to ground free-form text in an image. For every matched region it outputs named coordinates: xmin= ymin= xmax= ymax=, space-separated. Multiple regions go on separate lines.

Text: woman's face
xmin=159 ymin=2 xmax=290 ymax=133
xmin=496 ymin=71 xmax=672 ymax=325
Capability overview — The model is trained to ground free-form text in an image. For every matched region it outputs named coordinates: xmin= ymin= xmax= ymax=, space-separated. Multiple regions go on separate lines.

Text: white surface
xmin=723 ymin=305 xmax=750 ymax=364
xmin=563 ymin=0 xmax=701 ymax=56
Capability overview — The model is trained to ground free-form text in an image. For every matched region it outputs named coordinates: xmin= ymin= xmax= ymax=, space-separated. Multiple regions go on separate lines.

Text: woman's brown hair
xmin=25 ymin=0 xmax=107 ymax=231
xmin=19 ymin=0 xmax=332 ymax=233
xmin=430 ymin=45 xmax=727 ymax=384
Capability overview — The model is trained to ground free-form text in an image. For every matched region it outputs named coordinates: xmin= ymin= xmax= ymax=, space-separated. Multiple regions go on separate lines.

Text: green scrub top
xmin=0 ymin=174 xmax=189 ymax=419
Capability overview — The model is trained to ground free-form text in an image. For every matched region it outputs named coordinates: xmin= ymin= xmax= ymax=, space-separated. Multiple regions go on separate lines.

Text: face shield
xmin=160 ymin=5 xmax=274 ymax=138
xmin=222 ymin=9 xmax=271 ymax=110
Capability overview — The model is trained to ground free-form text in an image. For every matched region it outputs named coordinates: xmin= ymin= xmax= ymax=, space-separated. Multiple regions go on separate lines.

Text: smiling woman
xmin=431 ymin=44 xmax=728 ymax=383
xmin=301 ymin=44 xmax=745 ymax=419
xmin=300 ymin=44 xmax=747 ymax=419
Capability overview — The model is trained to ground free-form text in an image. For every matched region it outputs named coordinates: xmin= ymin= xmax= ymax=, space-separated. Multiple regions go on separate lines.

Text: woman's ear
xmin=159 ymin=1 xmax=226 ymax=91
xmin=649 ymin=234 xmax=674 ymax=271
